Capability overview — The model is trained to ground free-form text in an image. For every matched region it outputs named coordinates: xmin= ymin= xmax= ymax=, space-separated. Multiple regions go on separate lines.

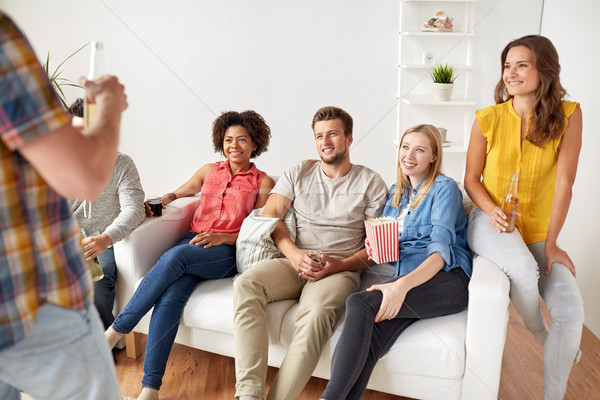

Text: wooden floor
xmin=114 ymin=304 xmax=600 ymax=399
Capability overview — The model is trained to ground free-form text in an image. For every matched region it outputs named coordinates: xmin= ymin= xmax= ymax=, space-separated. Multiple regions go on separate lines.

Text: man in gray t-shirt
xmin=233 ymin=106 xmax=388 ymax=400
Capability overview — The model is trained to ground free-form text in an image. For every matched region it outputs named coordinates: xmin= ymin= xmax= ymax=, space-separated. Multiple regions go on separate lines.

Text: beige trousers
xmin=233 ymin=258 xmax=361 ymax=400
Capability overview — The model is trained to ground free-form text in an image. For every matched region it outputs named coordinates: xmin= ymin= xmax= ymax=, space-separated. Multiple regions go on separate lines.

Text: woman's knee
xmin=545 ymin=282 xmax=585 ymax=328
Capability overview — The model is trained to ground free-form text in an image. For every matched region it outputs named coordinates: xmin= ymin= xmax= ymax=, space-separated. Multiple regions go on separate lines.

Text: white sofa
xmin=114 ymin=196 xmax=510 ymax=400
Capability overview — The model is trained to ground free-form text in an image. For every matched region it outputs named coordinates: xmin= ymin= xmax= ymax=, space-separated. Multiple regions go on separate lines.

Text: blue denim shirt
xmin=383 ymin=175 xmax=472 ymax=278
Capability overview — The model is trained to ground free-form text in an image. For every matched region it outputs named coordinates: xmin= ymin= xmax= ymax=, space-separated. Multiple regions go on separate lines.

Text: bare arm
xmin=159 ymin=163 xmax=214 ymax=207
xmin=255 ymin=175 xmax=275 ymax=209
xmin=367 ymin=253 xmax=445 ymax=322
xmin=464 ymin=119 xmax=509 ymax=232
xmin=544 ymin=105 xmax=582 ymax=276
xmin=19 ymin=76 xmax=127 ymax=200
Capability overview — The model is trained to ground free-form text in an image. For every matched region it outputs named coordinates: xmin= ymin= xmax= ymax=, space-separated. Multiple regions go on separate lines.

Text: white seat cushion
xmin=136 ymin=277 xmax=297 ymax=344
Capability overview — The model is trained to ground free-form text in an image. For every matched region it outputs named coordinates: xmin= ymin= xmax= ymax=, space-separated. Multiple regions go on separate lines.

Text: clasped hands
xmin=291 ymin=250 xmax=339 ymax=282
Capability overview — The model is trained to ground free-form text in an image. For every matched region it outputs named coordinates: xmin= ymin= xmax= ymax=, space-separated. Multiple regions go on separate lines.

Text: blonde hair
xmin=392 ymin=124 xmax=443 ymax=209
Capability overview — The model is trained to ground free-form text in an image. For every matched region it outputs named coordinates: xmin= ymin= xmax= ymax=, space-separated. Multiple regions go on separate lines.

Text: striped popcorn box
xmin=364 ymin=218 xmax=399 ymax=264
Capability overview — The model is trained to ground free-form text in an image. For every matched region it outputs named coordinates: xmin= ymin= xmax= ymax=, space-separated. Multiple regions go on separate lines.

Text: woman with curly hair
xmin=105 ymin=110 xmax=274 ymax=400
xmin=464 ymin=35 xmax=584 ymax=400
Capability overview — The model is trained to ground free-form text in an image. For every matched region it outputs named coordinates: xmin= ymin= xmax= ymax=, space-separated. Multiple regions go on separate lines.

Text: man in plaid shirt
xmin=0 ymin=12 xmax=127 ymax=399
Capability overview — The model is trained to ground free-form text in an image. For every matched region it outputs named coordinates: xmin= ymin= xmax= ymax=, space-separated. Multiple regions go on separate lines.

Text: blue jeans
xmin=322 ymin=268 xmax=469 ymax=400
xmin=95 ymin=246 xmax=117 ymax=329
xmin=468 ymin=207 xmax=584 ymax=400
xmin=0 ymin=300 xmax=121 ymax=400
xmin=112 ymin=232 xmax=237 ymax=390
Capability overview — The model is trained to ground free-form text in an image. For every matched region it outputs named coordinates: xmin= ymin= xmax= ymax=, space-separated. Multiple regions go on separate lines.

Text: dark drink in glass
xmin=148 ymin=198 xmax=163 ymax=217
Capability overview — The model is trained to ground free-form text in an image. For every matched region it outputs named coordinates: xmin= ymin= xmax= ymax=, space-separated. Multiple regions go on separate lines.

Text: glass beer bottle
xmin=81 ymin=230 xmax=104 ymax=281
xmin=84 ymin=41 xmax=104 ymax=128
xmin=501 ymin=173 xmax=519 ymax=233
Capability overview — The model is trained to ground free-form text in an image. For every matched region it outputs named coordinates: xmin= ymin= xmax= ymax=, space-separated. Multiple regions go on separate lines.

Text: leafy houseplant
xmin=43 ymin=43 xmax=87 ymax=109
xmin=430 ymin=63 xmax=456 ymax=101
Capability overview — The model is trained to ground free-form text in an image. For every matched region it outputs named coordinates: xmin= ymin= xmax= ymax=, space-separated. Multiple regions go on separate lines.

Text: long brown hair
xmin=494 ymin=35 xmax=567 ymax=146
xmin=392 ymin=124 xmax=443 ymax=209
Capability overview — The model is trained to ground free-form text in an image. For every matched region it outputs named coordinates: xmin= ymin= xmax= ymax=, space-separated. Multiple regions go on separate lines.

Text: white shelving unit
xmin=396 ymin=0 xmax=477 ymax=180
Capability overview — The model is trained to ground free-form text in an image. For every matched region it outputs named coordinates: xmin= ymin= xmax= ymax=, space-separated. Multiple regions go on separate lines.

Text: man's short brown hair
xmin=311 ymin=106 xmax=353 ymax=137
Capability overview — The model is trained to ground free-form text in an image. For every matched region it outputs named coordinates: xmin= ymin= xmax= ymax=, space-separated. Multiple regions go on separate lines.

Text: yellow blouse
xmin=475 ymin=99 xmax=578 ymax=244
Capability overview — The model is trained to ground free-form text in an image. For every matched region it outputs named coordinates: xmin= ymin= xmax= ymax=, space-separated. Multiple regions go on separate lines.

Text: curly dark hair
xmin=212 ymin=110 xmax=271 ymax=158
xmin=494 ymin=35 xmax=567 ymax=146
xmin=311 ymin=106 xmax=353 ymax=137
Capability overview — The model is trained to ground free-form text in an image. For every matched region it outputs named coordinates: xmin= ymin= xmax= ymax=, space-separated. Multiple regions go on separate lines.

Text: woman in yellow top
xmin=465 ymin=35 xmax=583 ymax=400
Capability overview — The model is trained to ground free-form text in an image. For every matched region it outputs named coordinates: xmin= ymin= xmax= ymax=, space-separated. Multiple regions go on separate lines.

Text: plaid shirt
xmin=0 ymin=12 xmax=91 ymax=350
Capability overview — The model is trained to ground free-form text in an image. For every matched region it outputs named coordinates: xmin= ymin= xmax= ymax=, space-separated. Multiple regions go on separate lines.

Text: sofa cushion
xmin=236 ymin=207 xmax=296 ymax=273
xmin=170 ymin=277 xmax=297 ymax=344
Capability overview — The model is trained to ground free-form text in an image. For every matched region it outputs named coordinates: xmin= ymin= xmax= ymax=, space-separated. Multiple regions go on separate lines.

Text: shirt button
xmin=417 ymin=233 xmax=422 ymax=237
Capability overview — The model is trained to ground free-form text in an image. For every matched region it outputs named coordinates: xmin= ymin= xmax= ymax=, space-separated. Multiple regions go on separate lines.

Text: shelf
xmin=401 ymin=96 xmax=475 ymax=106
xmin=401 ymin=64 xmax=471 ymax=70
xmin=401 ymin=31 xmax=474 ymax=37
xmin=403 ymin=0 xmax=477 ymax=3
xmin=441 ymin=144 xmax=467 ymax=153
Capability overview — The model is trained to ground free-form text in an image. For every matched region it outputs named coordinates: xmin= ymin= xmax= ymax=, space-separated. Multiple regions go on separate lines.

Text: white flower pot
xmin=432 ymin=82 xmax=454 ymax=102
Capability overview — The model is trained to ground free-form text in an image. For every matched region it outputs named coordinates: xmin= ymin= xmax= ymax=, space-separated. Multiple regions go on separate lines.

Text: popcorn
xmin=364 ymin=218 xmax=400 ymax=264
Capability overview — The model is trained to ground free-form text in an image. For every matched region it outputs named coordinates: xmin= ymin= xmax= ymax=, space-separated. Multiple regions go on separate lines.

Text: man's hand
xmin=79 ymin=75 xmax=128 ymax=118
xmin=298 ymin=253 xmax=345 ymax=282
xmin=81 ymin=233 xmax=112 ymax=261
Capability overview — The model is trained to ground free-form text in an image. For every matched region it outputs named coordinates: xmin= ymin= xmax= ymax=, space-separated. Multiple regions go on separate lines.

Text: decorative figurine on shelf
xmin=423 ymin=11 xmax=454 ymax=32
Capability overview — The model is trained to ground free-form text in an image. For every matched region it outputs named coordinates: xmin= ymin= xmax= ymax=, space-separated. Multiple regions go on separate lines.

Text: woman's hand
xmin=144 ymin=193 xmax=176 ymax=217
xmin=367 ymin=280 xmax=408 ymax=323
xmin=545 ymin=242 xmax=576 ymax=276
xmin=190 ymin=233 xmax=230 ymax=248
xmin=488 ymin=206 xmax=509 ymax=233
xmin=365 ymin=238 xmax=373 ymax=260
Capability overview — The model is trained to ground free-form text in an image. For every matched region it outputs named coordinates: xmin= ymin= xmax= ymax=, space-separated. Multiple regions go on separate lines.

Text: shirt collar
xmin=217 ymin=159 xmax=259 ymax=178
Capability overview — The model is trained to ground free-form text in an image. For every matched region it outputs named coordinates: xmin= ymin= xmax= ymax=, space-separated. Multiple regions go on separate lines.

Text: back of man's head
xmin=67 ymin=98 xmax=84 ymax=118
xmin=311 ymin=106 xmax=353 ymax=137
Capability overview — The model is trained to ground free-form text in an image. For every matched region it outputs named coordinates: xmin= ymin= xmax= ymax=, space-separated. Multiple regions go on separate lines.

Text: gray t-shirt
xmin=272 ymin=160 xmax=387 ymax=258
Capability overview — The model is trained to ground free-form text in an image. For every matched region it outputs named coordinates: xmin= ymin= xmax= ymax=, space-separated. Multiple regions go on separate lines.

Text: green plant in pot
xmin=43 ymin=43 xmax=87 ymax=109
xmin=431 ymin=63 xmax=456 ymax=102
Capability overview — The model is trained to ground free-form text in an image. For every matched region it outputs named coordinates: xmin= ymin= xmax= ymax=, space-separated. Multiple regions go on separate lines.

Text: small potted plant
xmin=431 ymin=63 xmax=456 ymax=102
xmin=43 ymin=43 xmax=87 ymax=108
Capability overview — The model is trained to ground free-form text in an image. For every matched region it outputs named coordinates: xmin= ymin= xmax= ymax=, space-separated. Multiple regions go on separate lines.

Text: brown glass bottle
xmin=501 ymin=173 xmax=519 ymax=233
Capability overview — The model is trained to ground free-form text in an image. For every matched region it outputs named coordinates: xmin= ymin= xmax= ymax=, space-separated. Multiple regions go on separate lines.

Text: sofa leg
xmin=125 ymin=332 xmax=144 ymax=359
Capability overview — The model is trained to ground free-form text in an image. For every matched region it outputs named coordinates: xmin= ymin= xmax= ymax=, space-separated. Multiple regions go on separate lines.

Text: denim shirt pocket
xmin=402 ymin=224 xmax=432 ymax=244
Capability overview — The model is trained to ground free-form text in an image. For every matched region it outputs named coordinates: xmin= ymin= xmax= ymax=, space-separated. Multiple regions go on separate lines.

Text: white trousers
xmin=468 ymin=207 xmax=584 ymax=400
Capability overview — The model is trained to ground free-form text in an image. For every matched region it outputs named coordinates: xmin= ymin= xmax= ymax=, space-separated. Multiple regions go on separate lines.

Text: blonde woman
xmin=321 ymin=124 xmax=471 ymax=400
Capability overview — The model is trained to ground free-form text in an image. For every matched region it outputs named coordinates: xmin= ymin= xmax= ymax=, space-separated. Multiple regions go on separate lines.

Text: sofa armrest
xmin=461 ymin=255 xmax=510 ymax=400
xmin=114 ymin=196 xmax=202 ymax=313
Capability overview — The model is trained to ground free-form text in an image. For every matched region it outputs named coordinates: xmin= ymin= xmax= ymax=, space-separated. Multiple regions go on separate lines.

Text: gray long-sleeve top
xmin=70 ymin=153 xmax=146 ymax=244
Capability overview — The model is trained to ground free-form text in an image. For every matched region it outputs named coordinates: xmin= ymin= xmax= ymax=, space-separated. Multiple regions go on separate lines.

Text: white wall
xmin=1 ymin=0 xmax=598 ymax=337
xmin=540 ymin=0 xmax=600 ymax=337
xmin=0 ymin=0 xmax=400 ymax=193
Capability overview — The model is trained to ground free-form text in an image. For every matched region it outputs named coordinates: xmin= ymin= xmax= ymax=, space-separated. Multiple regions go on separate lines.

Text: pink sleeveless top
xmin=190 ymin=160 xmax=266 ymax=234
